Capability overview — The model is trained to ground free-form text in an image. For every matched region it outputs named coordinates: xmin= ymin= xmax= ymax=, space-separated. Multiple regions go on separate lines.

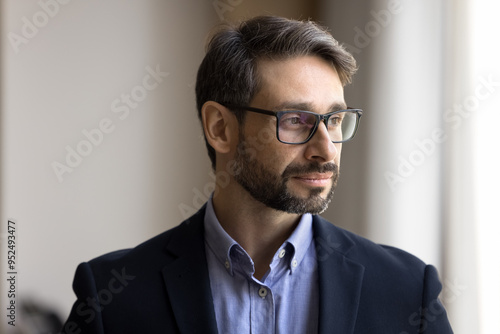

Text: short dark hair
xmin=195 ymin=16 xmax=357 ymax=169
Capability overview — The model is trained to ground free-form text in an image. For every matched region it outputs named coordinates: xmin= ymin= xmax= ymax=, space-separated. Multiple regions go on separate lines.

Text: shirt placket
xmin=250 ymin=280 xmax=275 ymax=334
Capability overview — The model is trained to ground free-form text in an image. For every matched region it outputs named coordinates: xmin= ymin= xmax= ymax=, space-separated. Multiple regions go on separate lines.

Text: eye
xmin=280 ymin=113 xmax=308 ymax=127
xmin=329 ymin=115 xmax=342 ymax=126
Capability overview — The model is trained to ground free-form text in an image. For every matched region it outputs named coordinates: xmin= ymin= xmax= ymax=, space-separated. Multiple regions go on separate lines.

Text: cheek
xmin=239 ymin=118 xmax=277 ymax=152
xmin=242 ymin=125 xmax=280 ymax=156
xmin=261 ymin=147 xmax=288 ymax=170
xmin=253 ymin=142 xmax=294 ymax=175
xmin=271 ymin=147 xmax=306 ymax=173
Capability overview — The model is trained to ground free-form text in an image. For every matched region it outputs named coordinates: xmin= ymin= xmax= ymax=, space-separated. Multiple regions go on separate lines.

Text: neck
xmin=212 ymin=184 xmax=301 ymax=280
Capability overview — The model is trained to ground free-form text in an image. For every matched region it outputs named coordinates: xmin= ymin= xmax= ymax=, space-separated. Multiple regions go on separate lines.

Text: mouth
xmin=292 ymin=173 xmax=333 ymax=187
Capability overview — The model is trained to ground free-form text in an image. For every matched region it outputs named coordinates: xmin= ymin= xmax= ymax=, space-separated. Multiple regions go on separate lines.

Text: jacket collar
xmin=313 ymin=215 xmax=365 ymax=334
xmin=161 ymin=205 xmax=219 ymax=334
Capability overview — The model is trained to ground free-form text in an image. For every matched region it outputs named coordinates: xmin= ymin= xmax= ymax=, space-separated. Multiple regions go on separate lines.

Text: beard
xmin=232 ymin=137 xmax=339 ymax=215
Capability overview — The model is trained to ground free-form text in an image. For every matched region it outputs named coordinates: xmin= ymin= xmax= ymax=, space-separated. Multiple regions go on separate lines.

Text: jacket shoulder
xmin=313 ymin=216 xmax=453 ymax=333
xmin=85 ymin=206 xmax=206 ymax=280
xmin=313 ymin=215 xmax=428 ymax=279
xmin=63 ymin=207 xmax=208 ymax=334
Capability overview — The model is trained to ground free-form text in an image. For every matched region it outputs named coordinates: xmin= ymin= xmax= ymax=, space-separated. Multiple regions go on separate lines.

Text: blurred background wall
xmin=1 ymin=0 xmax=498 ymax=333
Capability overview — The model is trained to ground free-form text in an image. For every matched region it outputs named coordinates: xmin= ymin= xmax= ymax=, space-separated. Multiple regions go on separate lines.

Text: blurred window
xmin=471 ymin=1 xmax=500 ymax=332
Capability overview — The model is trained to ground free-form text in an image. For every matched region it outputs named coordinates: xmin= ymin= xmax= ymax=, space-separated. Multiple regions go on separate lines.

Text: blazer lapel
xmin=313 ymin=216 xmax=365 ymax=334
xmin=161 ymin=207 xmax=218 ymax=334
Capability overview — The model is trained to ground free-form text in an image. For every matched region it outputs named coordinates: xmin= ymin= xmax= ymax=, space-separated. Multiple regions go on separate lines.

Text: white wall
xmin=1 ymin=0 xmax=218 ymax=328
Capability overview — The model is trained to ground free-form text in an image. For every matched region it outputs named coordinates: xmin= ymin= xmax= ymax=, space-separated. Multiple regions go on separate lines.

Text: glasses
xmin=225 ymin=105 xmax=362 ymax=144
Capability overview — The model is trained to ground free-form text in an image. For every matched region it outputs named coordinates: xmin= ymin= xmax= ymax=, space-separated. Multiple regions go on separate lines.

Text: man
xmin=62 ymin=16 xmax=453 ymax=333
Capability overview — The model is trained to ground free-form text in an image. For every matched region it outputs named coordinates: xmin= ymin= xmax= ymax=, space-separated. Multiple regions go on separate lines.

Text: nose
xmin=304 ymin=122 xmax=339 ymax=162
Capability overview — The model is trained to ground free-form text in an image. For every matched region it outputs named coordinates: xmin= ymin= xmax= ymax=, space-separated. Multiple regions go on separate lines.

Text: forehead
xmin=252 ymin=55 xmax=345 ymax=112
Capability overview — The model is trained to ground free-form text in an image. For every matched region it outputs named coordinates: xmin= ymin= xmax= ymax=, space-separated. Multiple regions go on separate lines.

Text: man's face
xmin=233 ymin=55 xmax=345 ymax=214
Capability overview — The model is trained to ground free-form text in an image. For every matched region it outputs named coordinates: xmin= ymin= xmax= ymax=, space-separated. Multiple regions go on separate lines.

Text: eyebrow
xmin=272 ymin=101 xmax=348 ymax=113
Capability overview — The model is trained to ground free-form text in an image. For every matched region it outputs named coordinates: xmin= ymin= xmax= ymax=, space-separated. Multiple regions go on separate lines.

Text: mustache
xmin=282 ymin=162 xmax=339 ymax=179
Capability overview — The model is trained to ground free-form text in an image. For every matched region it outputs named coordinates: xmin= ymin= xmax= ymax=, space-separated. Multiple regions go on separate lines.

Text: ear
xmin=201 ymin=101 xmax=238 ymax=154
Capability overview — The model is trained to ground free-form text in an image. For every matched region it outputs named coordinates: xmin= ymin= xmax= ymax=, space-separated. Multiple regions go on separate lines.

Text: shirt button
xmin=258 ymin=287 xmax=268 ymax=298
xmin=278 ymin=249 xmax=286 ymax=258
xmin=225 ymin=259 xmax=230 ymax=269
xmin=292 ymin=259 xmax=298 ymax=268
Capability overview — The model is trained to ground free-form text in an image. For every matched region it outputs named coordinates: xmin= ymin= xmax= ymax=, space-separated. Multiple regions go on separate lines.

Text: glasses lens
xmin=277 ymin=110 xmax=358 ymax=143
xmin=329 ymin=111 xmax=358 ymax=142
xmin=278 ymin=111 xmax=317 ymax=143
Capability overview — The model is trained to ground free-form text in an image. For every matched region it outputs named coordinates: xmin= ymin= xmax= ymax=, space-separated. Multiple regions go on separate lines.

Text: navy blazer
xmin=62 ymin=206 xmax=453 ymax=333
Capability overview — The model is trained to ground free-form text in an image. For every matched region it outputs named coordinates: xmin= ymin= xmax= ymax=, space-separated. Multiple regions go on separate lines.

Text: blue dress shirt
xmin=204 ymin=199 xmax=319 ymax=334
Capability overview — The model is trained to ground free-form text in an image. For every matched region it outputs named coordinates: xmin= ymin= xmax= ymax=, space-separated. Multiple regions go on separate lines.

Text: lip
xmin=292 ymin=173 xmax=333 ymax=186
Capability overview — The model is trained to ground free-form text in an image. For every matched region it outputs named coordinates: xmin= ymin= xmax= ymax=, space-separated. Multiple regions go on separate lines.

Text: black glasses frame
xmin=224 ymin=105 xmax=363 ymax=144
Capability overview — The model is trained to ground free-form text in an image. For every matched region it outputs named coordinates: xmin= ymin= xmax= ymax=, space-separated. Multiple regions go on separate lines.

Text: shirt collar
xmin=204 ymin=198 xmax=314 ymax=277
xmin=280 ymin=212 xmax=313 ymax=274
xmin=204 ymin=198 xmax=241 ymax=276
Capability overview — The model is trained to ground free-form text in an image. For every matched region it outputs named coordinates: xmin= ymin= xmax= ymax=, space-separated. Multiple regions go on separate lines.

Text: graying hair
xmin=195 ymin=16 xmax=357 ymax=169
